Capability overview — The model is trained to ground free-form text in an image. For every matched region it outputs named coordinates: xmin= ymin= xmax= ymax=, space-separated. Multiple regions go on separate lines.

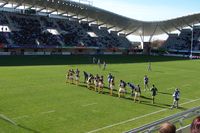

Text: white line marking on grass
xmin=0 ymin=114 xmax=17 ymax=125
xmin=181 ymin=97 xmax=193 ymax=101
xmin=40 ymin=110 xmax=55 ymax=115
xmin=86 ymin=98 xmax=200 ymax=133
xmin=13 ymin=115 xmax=29 ymax=120
xmin=182 ymin=84 xmax=191 ymax=87
xmin=180 ymin=98 xmax=200 ymax=106
xmin=167 ymin=87 xmax=175 ymax=90
xmin=82 ymin=103 xmax=97 ymax=107
xmin=86 ymin=109 xmax=166 ymax=133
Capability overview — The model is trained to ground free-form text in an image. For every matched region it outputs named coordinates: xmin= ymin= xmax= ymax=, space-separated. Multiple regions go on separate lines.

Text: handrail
xmin=124 ymin=106 xmax=200 ymax=133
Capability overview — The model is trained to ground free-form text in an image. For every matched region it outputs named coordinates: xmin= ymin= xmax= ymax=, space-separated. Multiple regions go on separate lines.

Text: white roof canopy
xmin=1 ymin=0 xmax=200 ymax=36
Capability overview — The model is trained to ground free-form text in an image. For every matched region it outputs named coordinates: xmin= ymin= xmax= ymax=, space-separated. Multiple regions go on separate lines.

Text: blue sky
xmin=89 ymin=0 xmax=200 ymax=21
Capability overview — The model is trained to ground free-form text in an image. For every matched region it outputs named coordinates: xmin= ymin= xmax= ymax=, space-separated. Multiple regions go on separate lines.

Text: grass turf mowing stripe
xmin=40 ymin=110 xmax=55 ymax=115
xmin=86 ymin=98 xmax=200 ymax=133
xmin=13 ymin=115 xmax=29 ymax=120
xmin=82 ymin=103 xmax=98 ymax=107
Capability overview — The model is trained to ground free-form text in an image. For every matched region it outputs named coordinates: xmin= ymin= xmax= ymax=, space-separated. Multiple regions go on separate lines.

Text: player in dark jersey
xmin=150 ymin=84 xmax=158 ymax=104
xmin=118 ymin=80 xmax=126 ymax=98
xmin=87 ymin=74 xmax=94 ymax=89
xmin=127 ymin=82 xmax=135 ymax=97
xmin=144 ymin=75 xmax=149 ymax=91
xmin=68 ymin=69 xmax=75 ymax=84
xmin=75 ymin=69 xmax=80 ymax=85
xmin=94 ymin=74 xmax=100 ymax=92
xmin=109 ymin=77 xmax=115 ymax=96
xmin=107 ymin=73 xmax=113 ymax=89
xmin=134 ymin=85 xmax=141 ymax=103
xmin=83 ymin=71 xmax=88 ymax=83
xmin=98 ymin=76 xmax=104 ymax=93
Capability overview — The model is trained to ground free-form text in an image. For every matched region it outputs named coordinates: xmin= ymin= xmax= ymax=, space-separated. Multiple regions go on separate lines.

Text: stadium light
xmin=190 ymin=24 xmax=194 ymax=59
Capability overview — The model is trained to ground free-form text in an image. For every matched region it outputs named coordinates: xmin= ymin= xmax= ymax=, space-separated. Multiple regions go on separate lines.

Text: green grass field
xmin=0 ymin=55 xmax=200 ymax=133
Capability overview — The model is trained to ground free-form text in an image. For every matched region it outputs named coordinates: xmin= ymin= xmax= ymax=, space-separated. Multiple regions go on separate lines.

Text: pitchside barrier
xmin=124 ymin=106 xmax=200 ymax=133
xmin=0 ymin=52 xmax=11 ymax=55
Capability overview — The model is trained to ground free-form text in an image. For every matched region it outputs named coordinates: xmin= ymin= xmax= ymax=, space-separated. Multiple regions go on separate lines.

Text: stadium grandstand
xmin=0 ymin=0 xmax=200 ymax=56
xmin=0 ymin=1 xmax=200 ymax=133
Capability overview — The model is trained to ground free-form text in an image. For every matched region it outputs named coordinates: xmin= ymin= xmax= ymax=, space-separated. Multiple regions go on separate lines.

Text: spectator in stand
xmin=144 ymin=75 xmax=149 ymax=91
xmin=159 ymin=122 xmax=176 ymax=133
xmin=191 ymin=116 xmax=200 ymax=133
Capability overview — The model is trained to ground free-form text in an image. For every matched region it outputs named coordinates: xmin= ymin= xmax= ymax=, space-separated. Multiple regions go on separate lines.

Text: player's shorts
xmin=94 ymin=81 xmax=98 ymax=87
xmin=87 ymin=80 xmax=91 ymax=84
xmin=119 ymin=88 xmax=125 ymax=93
xmin=75 ymin=76 xmax=79 ymax=81
xmin=69 ymin=76 xmax=73 ymax=80
xmin=135 ymin=92 xmax=140 ymax=97
xmin=110 ymin=84 xmax=114 ymax=90
xmin=174 ymin=98 xmax=179 ymax=101
xmin=98 ymin=82 xmax=104 ymax=88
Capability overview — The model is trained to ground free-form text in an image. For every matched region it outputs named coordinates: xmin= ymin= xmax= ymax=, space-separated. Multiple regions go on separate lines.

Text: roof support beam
xmin=14 ymin=3 xmax=22 ymax=9
xmin=174 ymin=27 xmax=181 ymax=32
xmin=0 ymin=2 xmax=8 ymax=8
xmin=37 ymin=7 xmax=46 ymax=12
xmin=139 ymin=24 xmax=145 ymax=43
xmin=78 ymin=17 xmax=87 ymax=21
xmin=126 ymin=26 xmax=141 ymax=36
xmin=160 ymin=26 xmax=169 ymax=35
xmin=149 ymin=24 xmax=158 ymax=42
xmin=182 ymin=19 xmax=193 ymax=28
xmin=117 ymin=28 xmax=126 ymax=33
xmin=107 ymin=26 xmax=115 ymax=30
xmin=27 ymin=5 xmax=35 ymax=10
xmin=87 ymin=20 xmax=96 ymax=23
xmin=172 ymin=23 xmax=182 ymax=31
xmin=187 ymin=24 xmax=193 ymax=28
xmin=98 ymin=23 xmax=106 ymax=26
xmin=59 ymin=11 xmax=67 ymax=16
xmin=68 ymin=14 xmax=77 ymax=18
xmin=47 ymin=9 xmax=57 ymax=14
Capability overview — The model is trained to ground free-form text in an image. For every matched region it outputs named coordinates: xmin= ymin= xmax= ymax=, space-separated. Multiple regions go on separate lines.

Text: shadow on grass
xmin=158 ymin=91 xmax=172 ymax=96
xmin=140 ymin=96 xmax=152 ymax=100
xmin=73 ymin=83 xmax=173 ymax=109
xmin=140 ymin=101 xmax=172 ymax=109
xmin=0 ymin=55 xmax=188 ymax=66
xmin=18 ymin=124 xmax=40 ymax=133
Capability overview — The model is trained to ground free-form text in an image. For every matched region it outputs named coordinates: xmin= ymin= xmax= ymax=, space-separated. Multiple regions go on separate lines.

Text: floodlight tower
xmin=190 ymin=24 xmax=194 ymax=59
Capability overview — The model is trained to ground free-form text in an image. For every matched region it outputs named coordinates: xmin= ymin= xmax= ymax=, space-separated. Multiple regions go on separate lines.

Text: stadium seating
xmin=163 ymin=26 xmax=200 ymax=51
xmin=0 ymin=11 xmax=132 ymax=49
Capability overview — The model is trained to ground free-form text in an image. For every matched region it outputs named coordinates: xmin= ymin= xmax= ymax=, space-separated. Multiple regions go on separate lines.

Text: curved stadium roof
xmin=1 ymin=0 xmax=200 ymax=36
